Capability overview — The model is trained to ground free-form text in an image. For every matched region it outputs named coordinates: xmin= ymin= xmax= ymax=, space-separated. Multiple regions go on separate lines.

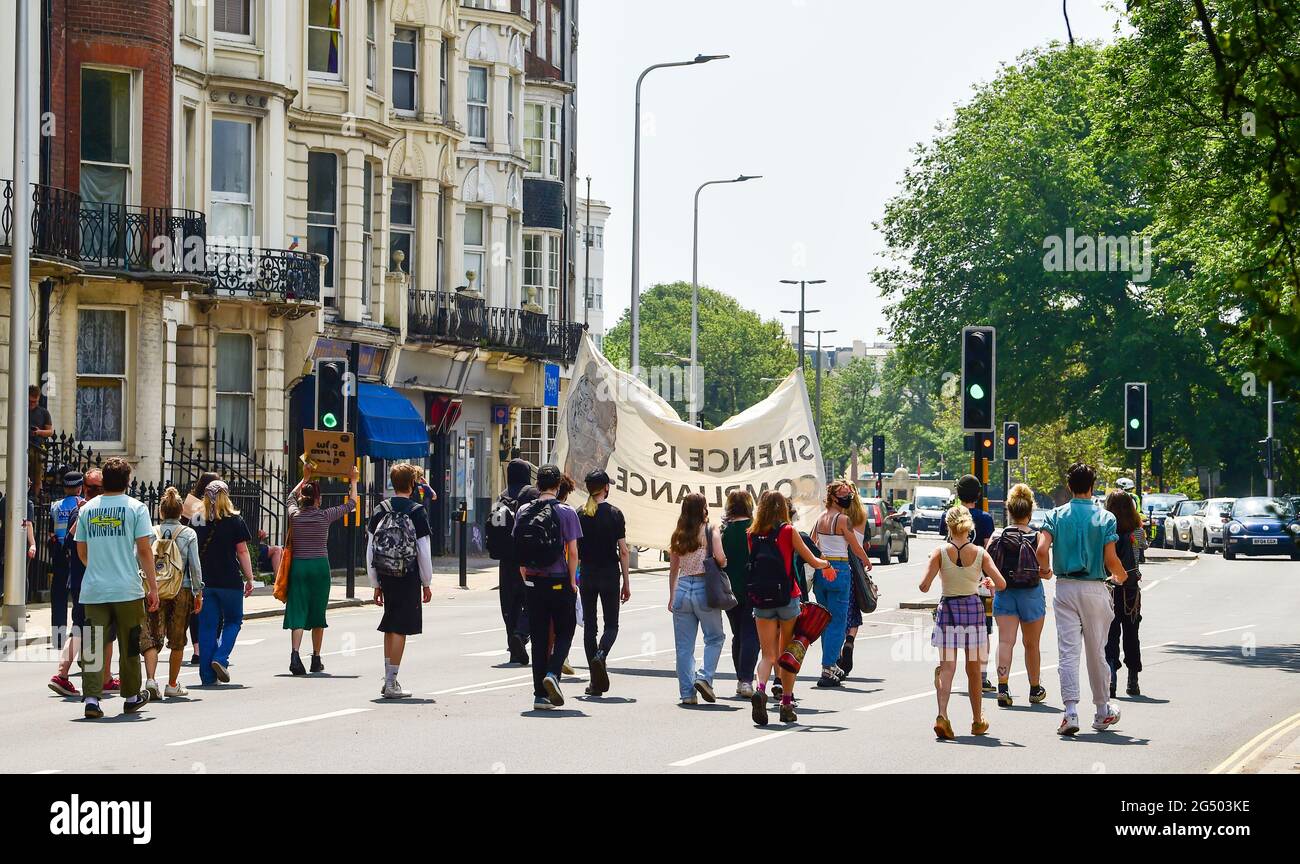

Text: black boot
xmin=289 ymin=651 xmax=306 ymax=676
xmin=837 ymin=635 xmax=856 ymax=678
xmin=1126 ymin=670 xmax=1140 ymax=696
xmin=310 ymin=654 xmax=324 ymax=674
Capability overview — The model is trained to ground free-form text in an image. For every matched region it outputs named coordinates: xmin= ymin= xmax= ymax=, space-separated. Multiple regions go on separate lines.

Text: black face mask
xmin=835 ymin=494 xmax=854 ymax=509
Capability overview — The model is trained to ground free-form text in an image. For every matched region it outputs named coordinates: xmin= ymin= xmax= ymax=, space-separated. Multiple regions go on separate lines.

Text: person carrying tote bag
xmin=273 ymin=521 xmax=293 ymax=603
xmin=703 ymin=525 xmax=738 ymax=612
xmin=849 ymin=552 xmax=879 ymax=614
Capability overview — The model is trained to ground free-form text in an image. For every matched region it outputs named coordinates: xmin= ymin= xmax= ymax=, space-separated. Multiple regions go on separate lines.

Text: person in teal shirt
xmin=1037 ymin=462 xmax=1127 ymax=737
xmin=74 ymin=458 xmax=158 ymax=719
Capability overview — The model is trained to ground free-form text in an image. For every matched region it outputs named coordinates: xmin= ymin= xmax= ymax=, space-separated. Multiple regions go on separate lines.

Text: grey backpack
xmin=372 ymin=500 xmax=418 ymax=579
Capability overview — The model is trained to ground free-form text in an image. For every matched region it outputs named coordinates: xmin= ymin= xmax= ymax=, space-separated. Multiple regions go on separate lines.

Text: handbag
xmin=273 ymin=521 xmax=293 ymax=603
xmin=849 ymin=552 xmax=879 ymax=614
xmin=702 ymin=525 xmax=738 ymax=611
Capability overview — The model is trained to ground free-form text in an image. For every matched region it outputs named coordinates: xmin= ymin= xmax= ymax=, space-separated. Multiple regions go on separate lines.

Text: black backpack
xmin=747 ymin=528 xmax=793 ymax=609
xmin=989 ymin=527 xmax=1040 ymax=589
xmin=486 ymin=494 xmax=520 ymax=561
xmin=515 ymin=499 xmax=564 ymax=571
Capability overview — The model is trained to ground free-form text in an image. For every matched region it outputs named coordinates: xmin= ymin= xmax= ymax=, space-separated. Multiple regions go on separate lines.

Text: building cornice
xmin=174 ymin=66 xmax=299 ymax=106
xmin=287 ymin=108 xmax=405 ymax=147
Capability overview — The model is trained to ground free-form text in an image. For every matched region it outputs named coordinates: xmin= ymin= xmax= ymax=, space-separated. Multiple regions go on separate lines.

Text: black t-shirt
xmin=196 ymin=516 xmax=253 ymax=590
xmin=577 ymin=501 xmax=625 ymax=570
xmin=29 ymin=404 xmax=52 ymax=449
xmin=367 ymin=496 xmax=431 ymax=576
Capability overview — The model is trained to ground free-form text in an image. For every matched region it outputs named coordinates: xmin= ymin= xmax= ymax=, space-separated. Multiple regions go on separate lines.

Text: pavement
xmin=2 ymin=533 xmax=1298 ymax=773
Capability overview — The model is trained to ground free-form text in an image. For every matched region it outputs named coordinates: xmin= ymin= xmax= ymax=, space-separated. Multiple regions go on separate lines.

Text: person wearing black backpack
xmin=488 ymin=459 xmax=533 ymax=665
xmin=990 ymin=484 xmax=1050 ymax=708
xmin=367 ymin=464 xmax=434 ymax=699
xmin=513 ymin=465 xmax=582 ymax=710
xmin=747 ymin=491 xmax=831 ymax=725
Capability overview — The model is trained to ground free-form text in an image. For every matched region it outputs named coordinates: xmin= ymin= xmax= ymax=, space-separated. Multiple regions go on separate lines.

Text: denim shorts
xmin=753 ymin=596 xmax=801 ymax=621
xmin=992 ymin=584 xmax=1047 ymax=623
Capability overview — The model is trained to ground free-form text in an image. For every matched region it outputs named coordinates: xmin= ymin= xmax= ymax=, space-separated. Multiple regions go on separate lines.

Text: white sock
xmin=384 ymin=663 xmax=398 ymax=685
xmin=1064 ymin=700 xmax=1079 ymax=717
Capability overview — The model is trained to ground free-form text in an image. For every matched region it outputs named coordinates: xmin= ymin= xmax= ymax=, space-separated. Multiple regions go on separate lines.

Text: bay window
xmin=390 ymin=180 xmax=416 ymax=287
xmin=467 ymin=66 xmax=488 ymax=143
xmin=393 ymin=27 xmax=418 ymax=112
xmin=76 ymin=309 xmax=127 ymax=446
xmin=210 ymin=118 xmax=254 ymax=243
xmin=464 ymin=207 xmax=485 ymax=289
xmin=307 ymin=151 xmax=338 ymax=305
xmin=216 ymin=333 xmax=254 ymax=451
xmin=79 ymin=68 xmax=132 ymax=205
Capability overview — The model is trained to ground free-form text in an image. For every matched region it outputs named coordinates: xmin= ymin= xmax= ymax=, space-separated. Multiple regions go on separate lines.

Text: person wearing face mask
xmin=812 ymin=480 xmax=873 ymax=688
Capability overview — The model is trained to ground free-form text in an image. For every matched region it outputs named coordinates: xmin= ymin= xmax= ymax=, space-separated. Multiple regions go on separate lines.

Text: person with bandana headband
xmin=812 ymin=480 xmax=873 ymax=688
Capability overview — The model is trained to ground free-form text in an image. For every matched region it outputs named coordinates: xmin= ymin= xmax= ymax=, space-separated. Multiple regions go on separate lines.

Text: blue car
xmin=1223 ymin=497 xmax=1300 ymax=561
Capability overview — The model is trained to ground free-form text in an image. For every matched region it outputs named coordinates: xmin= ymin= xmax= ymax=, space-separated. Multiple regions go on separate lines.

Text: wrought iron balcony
xmin=485 ymin=305 xmax=549 ymax=357
xmin=78 ymin=200 xmax=207 ymax=275
xmin=1 ymin=178 xmax=82 ymax=263
xmin=408 ymin=289 xmax=486 ymax=346
xmin=204 ymin=245 xmax=322 ymax=305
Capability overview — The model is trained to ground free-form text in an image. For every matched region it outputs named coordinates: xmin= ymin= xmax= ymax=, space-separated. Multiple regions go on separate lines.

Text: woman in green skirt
xmin=284 ymin=465 xmax=358 ymax=675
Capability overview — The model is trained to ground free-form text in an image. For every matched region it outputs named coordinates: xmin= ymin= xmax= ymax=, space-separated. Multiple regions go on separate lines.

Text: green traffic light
xmin=1129 ymin=418 xmax=1140 ymax=429
xmin=969 ymin=383 xmax=985 ymax=400
xmin=323 ymin=412 xmax=338 ymax=429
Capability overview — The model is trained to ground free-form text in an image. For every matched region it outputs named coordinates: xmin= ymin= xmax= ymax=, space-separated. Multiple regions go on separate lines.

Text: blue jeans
xmin=198 ymin=587 xmax=244 ymax=684
xmin=814 ymin=561 xmax=852 ymax=669
xmin=671 ymin=575 xmax=726 ymax=699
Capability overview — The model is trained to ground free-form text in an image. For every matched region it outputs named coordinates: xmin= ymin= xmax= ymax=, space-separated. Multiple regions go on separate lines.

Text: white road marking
xmin=457 ymin=604 xmax=662 ymax=636
xmin=1200 ymin=624 xmax=1256 ymax=636
xmin=32 ymin=769 xmax=63 ymax=774
xmin=464 ymin=649 xmax=509 ymax=657
xmin=166 ymin=708 xmax=372 ymax=747
xmin=669 ymin=730 xmax=800 ymax=767
xmin=429 ymin=647 xmax=676 ymax=696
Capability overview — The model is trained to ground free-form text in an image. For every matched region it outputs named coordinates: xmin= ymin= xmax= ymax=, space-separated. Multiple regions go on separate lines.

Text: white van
xmin=911 ymin=485 xmax=954 ymax=534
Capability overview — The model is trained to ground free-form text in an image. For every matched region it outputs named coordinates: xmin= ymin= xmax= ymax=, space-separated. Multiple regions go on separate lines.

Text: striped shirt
xmin=288 ymin=499 xmax=355 ymax=559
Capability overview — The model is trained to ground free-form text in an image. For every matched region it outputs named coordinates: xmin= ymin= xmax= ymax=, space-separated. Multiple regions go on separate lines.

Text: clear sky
xmin=576 ymin=0 xmax=1126 ymax=349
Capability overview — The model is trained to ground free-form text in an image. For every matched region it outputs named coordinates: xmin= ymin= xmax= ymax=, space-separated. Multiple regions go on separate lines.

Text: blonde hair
xmin=1006 ymin=483 xmax=1035 ymax=523
xmin=581 ymin=477 xmax=607 ymax=517
xmin=945 ymin=504 xmax=974 ymax=538
xmin=826 ymin=479 xmax=865 ymax=527
xmin=749 ymin=490 xmax=790 ymax=537
xmin=205 ymin=488 xmax=241 ymax=521
xmin=159 ymin=486 xmax=184 ymax=520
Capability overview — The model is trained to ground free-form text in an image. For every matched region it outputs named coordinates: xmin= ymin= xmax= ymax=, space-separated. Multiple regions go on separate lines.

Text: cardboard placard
xmin=302 ymin=430 xmax=356 ymax=478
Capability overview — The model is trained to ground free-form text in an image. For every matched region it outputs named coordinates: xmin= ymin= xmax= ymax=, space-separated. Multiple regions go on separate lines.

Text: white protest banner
xmin=552 ymin=334 xmax=827 ymax=550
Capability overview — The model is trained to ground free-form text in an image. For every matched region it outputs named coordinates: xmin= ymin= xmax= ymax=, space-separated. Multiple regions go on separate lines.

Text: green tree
xmin=602 ymin=282 xmax=798 ymax=429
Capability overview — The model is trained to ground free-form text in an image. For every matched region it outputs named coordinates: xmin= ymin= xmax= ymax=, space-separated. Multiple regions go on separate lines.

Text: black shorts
xmin=376 ymin=573 xmax=423 ymax=636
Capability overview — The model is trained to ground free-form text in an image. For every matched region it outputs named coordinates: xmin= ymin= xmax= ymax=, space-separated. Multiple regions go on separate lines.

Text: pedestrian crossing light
xmin=961 ymin=326 xmax=995 ymax=433
xmin=1003 ymin=422 xmax=1020 ymax=461
xmin=315 ymin=358 xmax=349 ymax=433
xmin=1124 ymin=382 xmax=1147 ymax=450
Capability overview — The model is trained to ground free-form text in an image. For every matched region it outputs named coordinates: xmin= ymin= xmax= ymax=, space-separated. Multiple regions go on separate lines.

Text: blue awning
xmin=356 ymin=383 xmax=428 ymax=459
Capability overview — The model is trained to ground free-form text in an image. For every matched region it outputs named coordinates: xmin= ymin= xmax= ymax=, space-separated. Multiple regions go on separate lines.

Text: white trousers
xmin=1054 ymin=579 xmax=1115 ymax=712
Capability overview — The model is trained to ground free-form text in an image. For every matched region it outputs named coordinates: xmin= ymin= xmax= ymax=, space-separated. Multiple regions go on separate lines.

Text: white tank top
xmin=816 ymin=513 xmax=863 ymax=558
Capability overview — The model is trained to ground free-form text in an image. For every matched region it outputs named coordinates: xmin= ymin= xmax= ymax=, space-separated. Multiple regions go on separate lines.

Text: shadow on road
xmin=368 ymin=697 xmax=437 ymax=705
xmin=1166 ymin=643 xmax=1300 ymax=674
xmin=521 ymin=708 xmax=589 ymax=718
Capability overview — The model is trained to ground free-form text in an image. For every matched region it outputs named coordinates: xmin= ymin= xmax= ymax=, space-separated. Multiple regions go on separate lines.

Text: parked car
xmin=1188 ymin=498 xmax=1237 ymax=553
xmin=1140 ymin=493 xmax=1187 ymax=547
xmin=860 ymin=497 xmax=910 ymax=565
xmin=1029 ymin=508 xmax=1049 ymax=531
xmin=910 ymin=486 xmax=952 ymax=534
xmin=1223 ymin=497 xmax=1300 ymax=561
xmin=1164 ymin=499 xmax=1205 ymax=550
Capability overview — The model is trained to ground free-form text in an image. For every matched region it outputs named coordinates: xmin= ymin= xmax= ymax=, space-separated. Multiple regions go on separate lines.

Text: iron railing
xmin=205 ymin=245 xmax=322 ymax=303
xmin=1 ymin=178 xmax=82 ymax=262
xmin=78 ymin=201 xmax=207 ymax=274
xmin=407 ymin=289 xmax=486 ymax=345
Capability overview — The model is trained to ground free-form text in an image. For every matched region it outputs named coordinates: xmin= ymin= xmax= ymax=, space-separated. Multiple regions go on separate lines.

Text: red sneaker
xmin=103 ymin=676 xmax=121 ymax=692
xmin=48 ymin=675 xmax=80 ymax=697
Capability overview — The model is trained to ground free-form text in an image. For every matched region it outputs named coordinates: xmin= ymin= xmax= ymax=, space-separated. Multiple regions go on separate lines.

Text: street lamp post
xmin=690 ymin=174 xmax=760 ymax=425
xmin=808 ymin=329 xmax=837 ymax=433
xmin=779 ymin=279 xmax=826 ymax=371
xmin=631 ymin=53 xmax=729 ymax=375
xmin=780 ymin=308 xmax=819 ymax=370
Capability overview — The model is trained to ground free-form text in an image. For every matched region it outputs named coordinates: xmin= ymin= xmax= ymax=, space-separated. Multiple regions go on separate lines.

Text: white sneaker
xmin=381 ymin=680 xmax=412 ymax=699
xmin=145 ymin=679 xmax=162 ymax=701
xmin=737 ymin=682 xmax=755 ymax=698
xmin=164 ymin=683 xmax=188 ymax=698
xmin=1092 ymin=706 xmax=1121 ymax=732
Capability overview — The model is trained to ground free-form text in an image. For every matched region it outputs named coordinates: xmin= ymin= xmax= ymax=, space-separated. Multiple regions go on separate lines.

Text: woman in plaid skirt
xmin=920 ymin=505 xmax=1006 ymax=739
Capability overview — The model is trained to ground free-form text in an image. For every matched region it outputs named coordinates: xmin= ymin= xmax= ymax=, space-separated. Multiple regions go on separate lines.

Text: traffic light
xmin=871 ymin=434 xmax=885 ymax=475
xmin=315 ymin=358 xmax=349 ymax=432
xmin=961 ymin=326 xmax=995 ymax=432
xmin=1124 ymin=382 xmax=1147 ymax=450
xmin=977 ymin=432 xmax=995 ymax=468
xmin=1003 ymin=421 xmax=1020 ymax=461
xmin=1260 ymin=437 xmax=1278 ymax=480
